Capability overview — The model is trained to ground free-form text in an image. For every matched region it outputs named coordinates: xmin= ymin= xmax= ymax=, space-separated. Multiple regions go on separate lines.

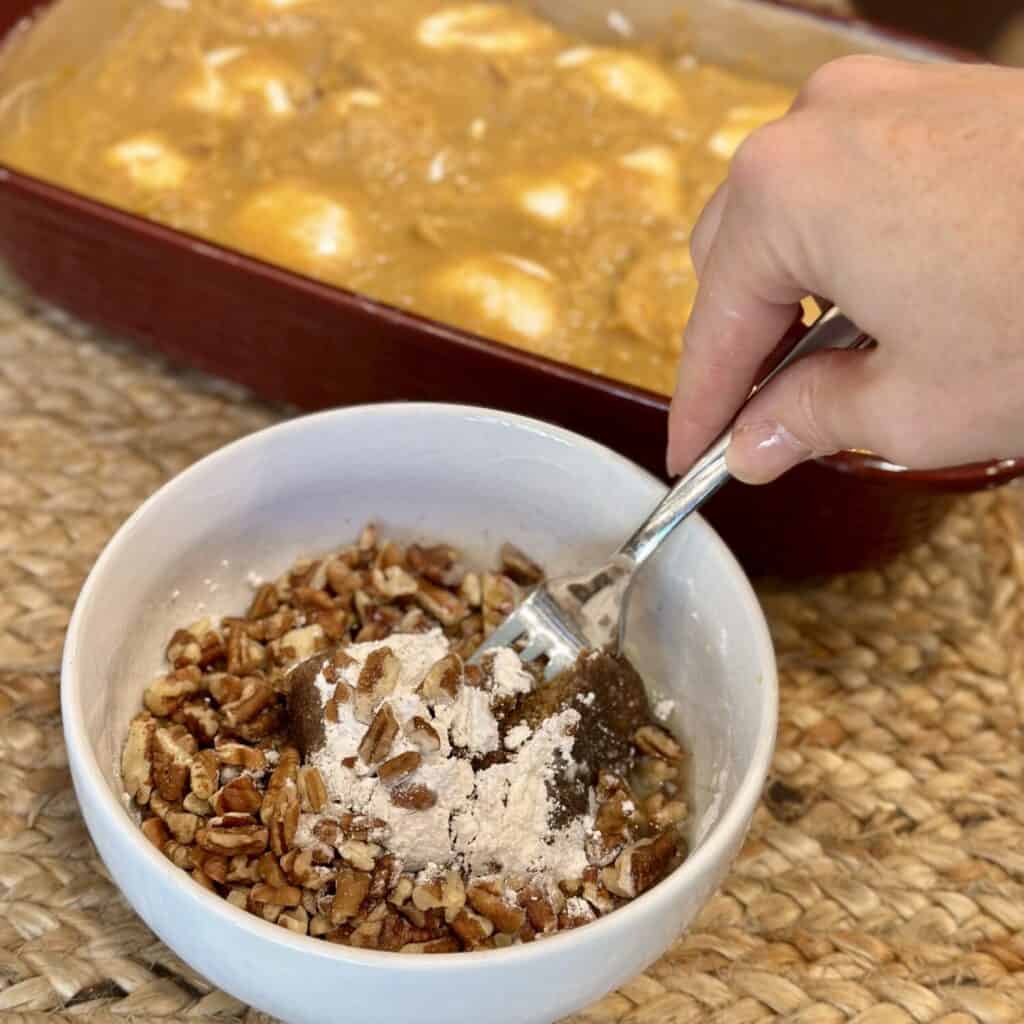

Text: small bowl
xmin=62 ymin=403 xmax=777 ymax=1024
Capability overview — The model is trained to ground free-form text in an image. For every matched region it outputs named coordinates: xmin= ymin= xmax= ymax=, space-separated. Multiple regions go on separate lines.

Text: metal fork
xmin=468 ymin=306 xmax=873 ymax=679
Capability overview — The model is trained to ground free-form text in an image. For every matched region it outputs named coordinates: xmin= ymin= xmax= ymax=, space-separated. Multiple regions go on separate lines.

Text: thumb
xmin=725 ymin=347 xmax=887 ymax=484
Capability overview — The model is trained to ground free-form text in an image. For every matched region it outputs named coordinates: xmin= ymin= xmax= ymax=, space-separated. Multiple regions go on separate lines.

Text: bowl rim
xmin=61 ymin=401 xmax=778 ymax=970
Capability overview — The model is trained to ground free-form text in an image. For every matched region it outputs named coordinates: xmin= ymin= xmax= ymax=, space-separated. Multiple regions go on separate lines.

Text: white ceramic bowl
xmin=62 ymin=403 xmax=777 ymax=1024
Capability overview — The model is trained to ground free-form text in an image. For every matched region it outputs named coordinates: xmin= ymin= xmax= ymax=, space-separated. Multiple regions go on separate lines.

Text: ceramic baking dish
xmin=1 ymin=0 xmax=1018 ymax=576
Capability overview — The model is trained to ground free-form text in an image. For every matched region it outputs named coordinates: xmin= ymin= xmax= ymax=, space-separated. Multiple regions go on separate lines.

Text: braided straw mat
xmin=3 ymin=271 xmax=1024 ymax=1024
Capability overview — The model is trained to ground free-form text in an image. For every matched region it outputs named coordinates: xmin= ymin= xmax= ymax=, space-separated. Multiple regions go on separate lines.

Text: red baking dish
xmin=1 ymin=0 xmax=1019 ymax=577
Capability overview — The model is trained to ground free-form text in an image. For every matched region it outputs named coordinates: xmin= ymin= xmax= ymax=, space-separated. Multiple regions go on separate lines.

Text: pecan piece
xmin=450 ymin=908 xmax=494 ymax=948
xmin=221 ymin=676 xmax=276 ymax=727
xmin=331 ymin=869 xmax=371 ymax=923
xmin=208 ymin=673 xmax=244 ymax=707
xmin=212 ymin=775 xmax=263 ymax=815
xmin=297 ymin=765 xmax=328 ymax=813
xmin=122 ymin=713 xmax=156 ymax=805
xmin=405 ymin=716 xmax=441 ymax=753
xmin=252 ymin=883 xmax=302 ymax=908
xmin=214 ymin=738 xmax=266 ymax=772
xmin=372 ymin=566 xmax=419 ymax=599
xmin=152 ymin=724 xmax=198 ymax=802
xmin=189 ymin=749 xmax=220 ymax=801
xmin=377 ymin=751 xmax=421 ymax=786
xmin=414 ymin=580 xmax=467 ymax=627
xmin=610 ymin=832 xmax=678 ymax=898
xmin=390 ymin=783 xmax=436 ymax=810
xmin=357 ymin=646 xmax=400 ymax=697
xmin=407 ymin=544 xmax=464 ymax=587
xmin=339 ymin=839 xmax=380 ymax=872
xmin=499 ymin=543 xmax=544 ymax=584
xmin=247 ymin=583 xmax=280 ymax=619
xmin=181 ymin=701 xmax=220 ymax=744
xmin=144 ymin=667 xmax=201 ymax=717
xmin=402 ymin=937 xmax=461 ymax=954
xmin=358 ymin=704 xmax=399 ymax=765
xmin=226 ymin=624 xmax=267 ymax=676
xmin=467 ymin=882 xmax=526 ymax=934
xmin=141 ymin=816 xmax=170 ymax=850
xmin=418 ymin=653 xmax=462 ymax=705
xmin=196 ymin=814 xmax=270 ymax=856
xmin=634 ymin=725 xmax=684 ymax=763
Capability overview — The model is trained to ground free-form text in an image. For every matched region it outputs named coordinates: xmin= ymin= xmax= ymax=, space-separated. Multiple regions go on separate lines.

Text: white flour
xmin=300 ymin=631 xmax=592 ymax=877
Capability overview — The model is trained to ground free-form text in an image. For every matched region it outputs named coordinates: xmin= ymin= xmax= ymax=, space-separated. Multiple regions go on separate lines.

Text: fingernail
xmin=726 ymin=422 xmax=812 ymax=484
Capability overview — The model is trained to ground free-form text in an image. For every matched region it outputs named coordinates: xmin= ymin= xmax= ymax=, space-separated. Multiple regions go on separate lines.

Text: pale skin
xmin=666 ymin=56 xmax=1024 ymax=484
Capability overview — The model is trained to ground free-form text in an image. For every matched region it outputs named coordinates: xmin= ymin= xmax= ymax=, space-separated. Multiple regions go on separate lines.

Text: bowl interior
xmin=65 ymin=404 xmax=775 ymax=1022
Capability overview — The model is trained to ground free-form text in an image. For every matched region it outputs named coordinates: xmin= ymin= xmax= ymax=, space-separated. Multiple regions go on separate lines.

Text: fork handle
xmin=618 ymin=306 xmax=872 ymax=568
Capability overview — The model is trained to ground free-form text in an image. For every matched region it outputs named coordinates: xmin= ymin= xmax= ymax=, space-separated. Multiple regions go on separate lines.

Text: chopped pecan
xmin=389 ymin=877 xmax=414 ymax=907
xmin=481 ymin=573 xmax=518 ymax=626
xmin=414 ymin=580 xmax=467 ymax=627
xmin=122 ymin=712 xmax=156 ymax=805
xmin=378 ymin=751 xmax=421 ymax=786
xmin=252 ymin=883 xmax=302 ymax=907
xmin=459 ymin=572 xmax=483 ymax=609
xmin=141 ymin=816 xmax=170 ymax=850
xmin=191 ymin=867 xmax=218 ymax=892
xmin=233 ymin=705 xmax=284 ymax=742
xmin=196 ymin=814 xmax=270 ymax=856
xmin=331 ymin=868 xmax=371 ymax=923
xmin=648 ymin=796 xmax=688 ymax=829
xmin=221 ymin=676 xmax=276 ymax=727
xmin=441 ymin=871 xmax=466 ymax=923
xmin=152 ymin=724 xmax=198 ymax=802
xmin=401 ymin=936 xmax=461 ymax=954
xmin=450 ymin=908 xmax=494 ymax=947
xmin=407 ymin=544 xmax=464 ymax=587
xmin=499 ymin=543 xmax=544 ymax=584
xmin=166 ymin=629 xmax=202 ymax=668
xmin=634 ymin=725 xmax=684 ymax=763
xmin=212 ymin=775 xmax=263 ymax=815
xmin=390 ymin=783 xmax=436 ymax=810
xmin=610 ymin=832 xmax=678 ymax=898
xmin=278 ymin=906 xmax=310 ymax=934
xmin=339 ymin=840 xmax=380 ymax=872
xmin=144 ymin=667 xmax=202 ymax=717
xmin=292 ymin=586 xmax=335 ymax=612
xmin=418 ymin=653 xmax=462 ymax=705
xmin=226 ymin=624 xmax=267 ymax=675
xmin=405 ymin=716 xmax=441 ymax=753
xmin=214 ymin=737 xmax=266 ymax=772
xmin=357 ymin=647 xmax=401 ymax=698
xmin=227 ymin=855 xmax=259 ymax=884
xmin=358 ymin=704 xmax=399 ymax=764
xmin=313 ymin=608 xmax=351 ymax=641
xmin=272 ymin=625 xmax=328 ymax=666
xmin=411 ymin=879 xmax=444 ymax=911
xmin=247 ymin=583 xmax=280 ymax=619
xmin=518 ymin=885 xmax=557 ymax=934
xmin=182 ymin=793 xmax=211 ymax=816
xmin=467 ymin=882 xmax=526 ymax=934
xmin=189 ymin=749 xmax=220 ymax=801
xmin=297 ymin=765 xmax=328 ymax=813
xmin=208 ymin=673 xmax=244 ymax=707
xmin=163 ymin=840 xmax=193 ymax=869
xmin=181 ymin=701 xmax=220 ymax=744
xmin=261 ymin=747 xmax=299 ymax=822
xmin=372 ymin=566 xmax=419 ymax=599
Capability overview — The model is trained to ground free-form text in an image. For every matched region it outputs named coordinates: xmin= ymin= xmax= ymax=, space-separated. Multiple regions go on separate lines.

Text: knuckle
xmin=728 ymin=120 xmax=793 ymax=198
xmin=799 ymin=54 xmax=887 ymax=104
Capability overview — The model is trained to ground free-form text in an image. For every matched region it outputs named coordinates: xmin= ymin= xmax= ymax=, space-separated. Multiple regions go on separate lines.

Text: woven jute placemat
xmin=3 ymin=272 xmax=1024 ymax=1023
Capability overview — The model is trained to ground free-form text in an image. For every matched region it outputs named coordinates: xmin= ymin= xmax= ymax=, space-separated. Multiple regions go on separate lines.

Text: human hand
xmin=667 ymin=56 xmax=1024 ymax=483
